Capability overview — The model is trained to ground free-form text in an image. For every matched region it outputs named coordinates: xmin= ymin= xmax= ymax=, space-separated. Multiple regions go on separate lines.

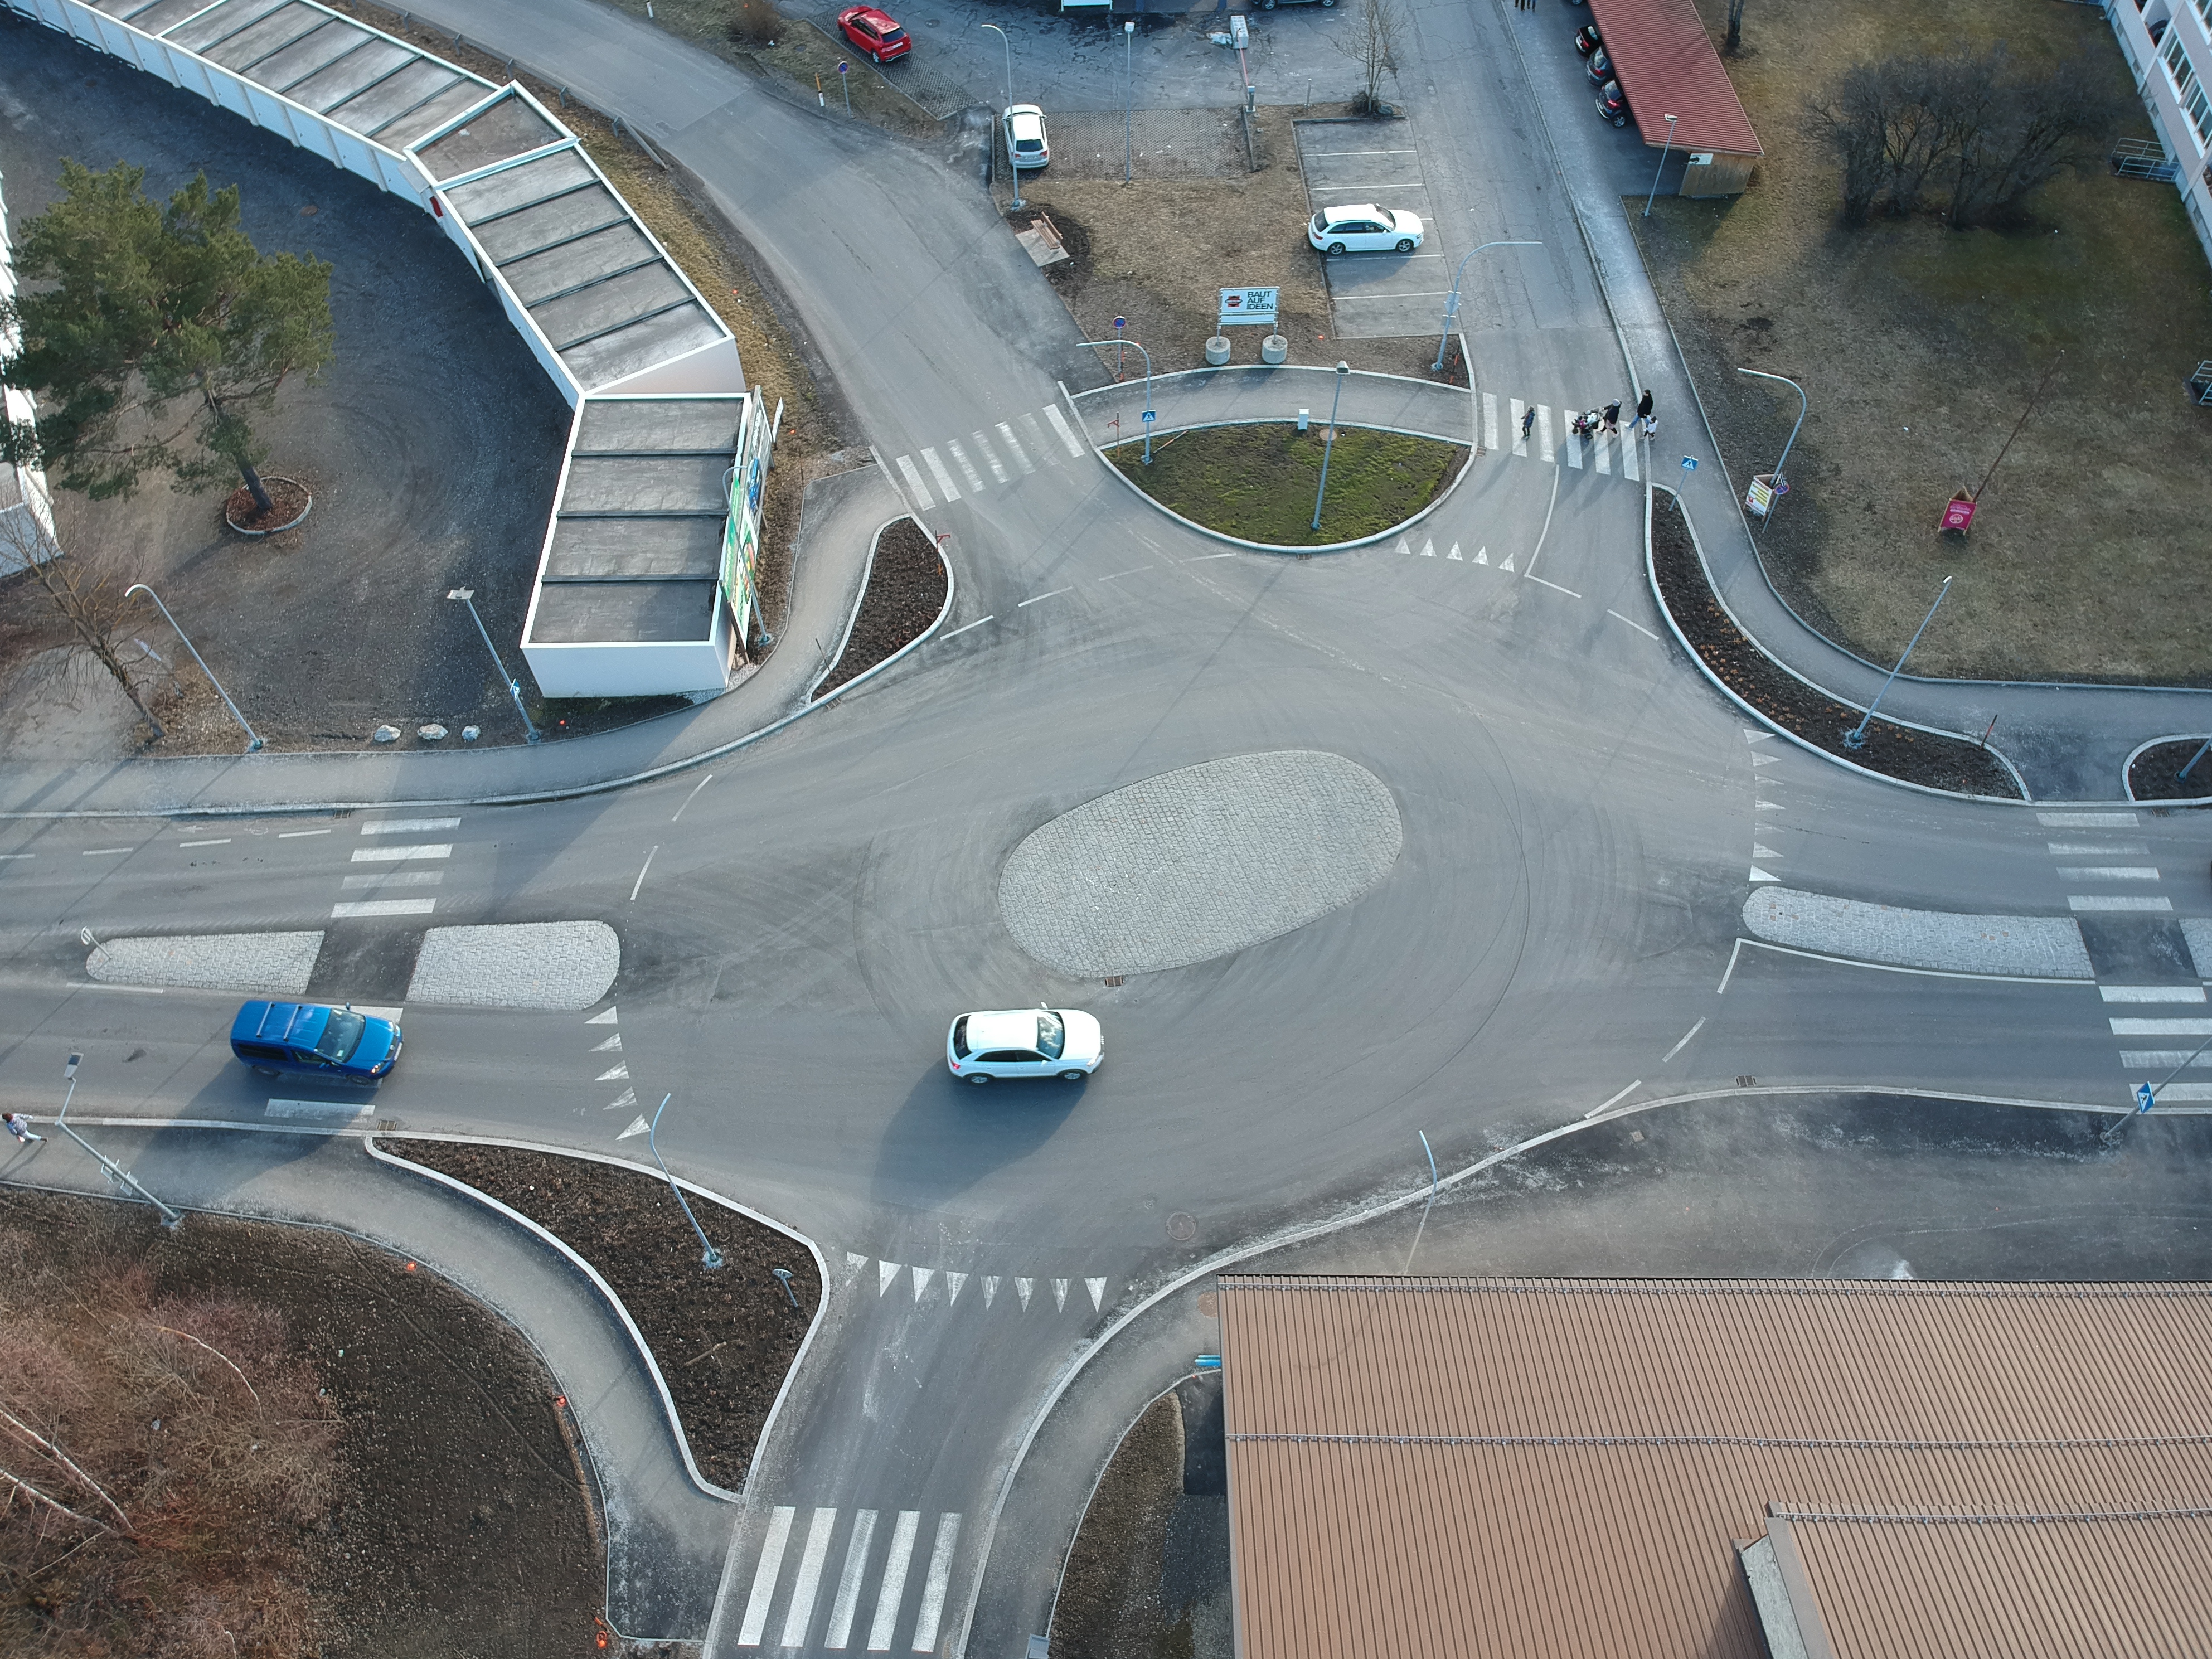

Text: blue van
xmin=230 ymin=1001 xmax=401 ymax=1085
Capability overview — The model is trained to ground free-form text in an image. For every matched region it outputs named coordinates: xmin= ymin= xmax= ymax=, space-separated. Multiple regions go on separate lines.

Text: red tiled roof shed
xmin=1587 ymin=0 xmax=1763 ymax=158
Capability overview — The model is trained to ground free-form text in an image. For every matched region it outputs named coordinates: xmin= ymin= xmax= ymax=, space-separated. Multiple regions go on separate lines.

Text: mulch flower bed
xmin=2128 ymin=739 xmax=2212 ymax=802
xmin=224 ymin=475 xmax=313 ymax=533
xmin=815 ymin=516 xmax=949 ymax=698
xmin=379 ymin=1140 xmax=819 ymax=1491
xmin=1651 ymin=493 xmax=2021 ymax=798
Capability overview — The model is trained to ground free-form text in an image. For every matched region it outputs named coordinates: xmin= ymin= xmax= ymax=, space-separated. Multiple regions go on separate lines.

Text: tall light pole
xmin=1643 ymin=113 xmax=1680 ymax=216
xmin=1310 ymin=360 xmax=1350 ymax=533
xmin=646 ymin=1093 xmax=724 ymax=1268
xmin=1432 ymin=238 xmax=1542 ymax=375
xmin=1842 ymin=575 xmax=1951 ymax=751
xmin=1736 ymin=366 xmax=1807 ymax=530
xmin=55 ymin=1051 xmax=182 ymax=1229
xmin=447 ymin=586 xmax=540 ymax=744
xmin=1080 ymin=337 xmax=1154 ymax=462
xmin=124 ymin=583 xmax=261 ymax=751
xmin=981 ymin=24 xmax=1020 ymax=212
xmin=1123 ymin=20 xmax=1136 ymax=186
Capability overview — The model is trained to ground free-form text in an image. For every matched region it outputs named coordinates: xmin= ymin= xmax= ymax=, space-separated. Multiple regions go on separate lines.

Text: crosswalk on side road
xmin=734 ymin=1506 xmax=962 ymax=1652
xmin=889 ymin=405 xmax=1086 ymax=510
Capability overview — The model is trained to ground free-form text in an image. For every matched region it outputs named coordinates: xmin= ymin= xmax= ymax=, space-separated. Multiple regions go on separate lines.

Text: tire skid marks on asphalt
xmin=841 ymin=1252 xmax=1105 ymax=1314
xmin=1480 ymin=393 xmax=1643 ymax=481
xmin=735 ymin=1504 xmax=961 ymax=1652
xmin=889 ymin=404 xmax=1079 ymax=511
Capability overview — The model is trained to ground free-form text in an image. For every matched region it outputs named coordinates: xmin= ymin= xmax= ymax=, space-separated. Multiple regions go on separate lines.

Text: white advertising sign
xmin=1218 ymin=286 xmax=1279 ymax=327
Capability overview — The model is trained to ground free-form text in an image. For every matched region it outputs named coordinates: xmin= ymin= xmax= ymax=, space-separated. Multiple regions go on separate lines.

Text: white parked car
xmin=1307 ymin=204 xmax=1424 ymax=255
xmin=1004 ymin=104 xmax=1050 ymax=170
xmin=947 ymin=1007 xmax=1102 ymax=1084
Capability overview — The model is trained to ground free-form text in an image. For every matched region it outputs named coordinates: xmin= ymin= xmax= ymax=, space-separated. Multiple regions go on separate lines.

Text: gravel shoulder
xmin=377 ymin=1138 xmax=821 ymax=1492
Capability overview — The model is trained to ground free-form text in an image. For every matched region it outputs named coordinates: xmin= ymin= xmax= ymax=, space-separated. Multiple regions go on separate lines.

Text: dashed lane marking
xmin=1608 ymin=609 xmax=1658 ymax=639
xmin=941 ymin=615 xmax=995 ymax=639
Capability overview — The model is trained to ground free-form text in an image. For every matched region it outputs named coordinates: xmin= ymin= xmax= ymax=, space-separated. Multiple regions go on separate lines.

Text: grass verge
xmin=1112 ymin=424 xmax=1466 ymax=546
xmin=1637 ymin=0 xmax=2212 ymax=683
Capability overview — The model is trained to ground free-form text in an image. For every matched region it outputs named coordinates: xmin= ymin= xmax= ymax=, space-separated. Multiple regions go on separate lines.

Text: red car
xmin=836 ymin=5 xmax=910 ymax=62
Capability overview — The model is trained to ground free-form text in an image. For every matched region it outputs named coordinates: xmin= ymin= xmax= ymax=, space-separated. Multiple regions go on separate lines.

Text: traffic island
xmin=1109 ymin=424 xmax=1467 ymax=549
xmin=379 ymin=1139 xmax=820 ymax=1493
xmin=1651 ymin=492 xmax=2024 ymax=798
xmin=2127 ymin=739 xmax=2212 ymax=804
xmin=0 ymin=1189 xmax=605 ymax=1658
xmin=814 ymin=517 xmax=950 ymax=699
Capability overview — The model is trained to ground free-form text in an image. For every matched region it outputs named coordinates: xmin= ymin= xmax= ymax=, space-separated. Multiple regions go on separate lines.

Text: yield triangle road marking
xmin=845 ymin=1251 xmax=867 ymax=1280
xmin=911 ymin=1265 xmax=933 ymax=1302
xmin=586 ymin=1006 xmax=618 ymax=1025
xmin=879 ymin=1260 xmax=901 ymax=1297
xmin=1419 ymin=539 xmax=1435 ymax=557
xmin=591 ymin=1033 xmax=623 ymax=1052
xmin=1052 ymin=1278 xmax=1069 ymax=1312
xmin=1749 ymin=866 xmax=1781 ymax=884
xmin=1752 ymin=844 xmax=1781 ymax=861
xmin=1398 ymin=537 xmax=1414 ymax=555
xmin=946 ymin=1271 xmax=967 ymax=1307
xmin=1016 ymin=1277 xmax=1034 ymax=1311
xmin=617 ymin=1114 xmax=650 ymax=1140
xmin=1756 ymin=800 xmax=1785 ymax=812
xmin=1473 ymin=546 xmax=1488 ymax=565
xmin=1752 ymin=755 xmax=1779 ymax=767
xmin=604 ymin=1087 xmax=637 ymax=1112
xmin=1447 ymin=542 xmax=1462 ymax=560
xmin=1498 ymin=552 xmax=1516 ymax=573
xmin=1086 ymin=1277 xmax=1106 ymax=1312
xmin=982 ymin=1275 xmax=1000 ymax=1309
xmin=1744 ymin=731 xmax=1773 ymax=744
xmin=596 ymin=1063 xmax=629 ymax=1081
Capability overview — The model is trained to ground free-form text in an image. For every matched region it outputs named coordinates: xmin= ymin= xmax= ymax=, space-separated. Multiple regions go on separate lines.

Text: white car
xmin=1003 ymin=104 xmax=1050 ymax=170
xmin=1307 ymin=204 xmax=1424 ymax=255
xmin=947 ymin=1007 xmax=1102 ymax=1084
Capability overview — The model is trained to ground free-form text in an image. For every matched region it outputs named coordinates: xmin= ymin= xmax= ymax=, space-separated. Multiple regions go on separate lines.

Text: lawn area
xmin=1636 ymin=0 xmax=2212 ymax=683
xmin=1112 ymin=423 xmax=1466 ymax=546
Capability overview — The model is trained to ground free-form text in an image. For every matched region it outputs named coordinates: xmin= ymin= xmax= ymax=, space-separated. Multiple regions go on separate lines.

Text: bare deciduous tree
xmin=0 ymin=500 xmax=168 ymax=738
xmin=1726 ymin=0 xmax=1746 ymax=56
xmin=1335 ymin=0 xmax=1404 ymax=118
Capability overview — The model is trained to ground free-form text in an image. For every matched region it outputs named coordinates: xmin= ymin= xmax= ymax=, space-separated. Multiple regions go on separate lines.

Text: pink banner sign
xmin=1940 ymin=494 xmax=1977 ymax=532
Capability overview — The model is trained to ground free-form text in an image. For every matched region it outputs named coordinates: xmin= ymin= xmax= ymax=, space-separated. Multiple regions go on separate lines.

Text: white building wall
xmin=0 ymin=166 xmax=58 ymax=569
xmin=2111 ymin=0 xmax=2212 ymax=269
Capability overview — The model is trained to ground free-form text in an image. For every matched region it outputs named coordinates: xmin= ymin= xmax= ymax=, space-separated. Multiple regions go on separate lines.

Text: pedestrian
xmin=3 ymin=1112 xmax=43 ymax=1145
xmin=1520 ymin=404 xmax=1537 ymax=440
xmin=1636 ymin=389 xmax=1653 ymax=423
xmin=1640 ymin=411 xmax=1659 ymax=440
xmin=1602 ymin=399 xmax=1622 ymax=434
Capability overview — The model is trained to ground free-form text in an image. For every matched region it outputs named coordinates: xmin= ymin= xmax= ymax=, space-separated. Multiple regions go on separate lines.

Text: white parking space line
xmin=737 ymin=1506 xmax=795 ymax=1647
xmin=361 ymin=818 xmax=460 ymax=833
xmin=996 ymin=421 xmax=1034 ymax=474
xmin=780 ymin=1506 xmax=839 ymax=1649
xmin=895 ymin=454 xmax=933 ymax=508
xmin=865 ymin=1511 xmax=920 ymax=1651
xmin=350 ymin=843 xmax=452 ymax=862
xmin=826 ymin=1510 xmax=879 ymax=1650
xmin=1481 ymin=392 xmax=1498 ymax=452
xmin=921 ymin=447 xmax=960 ymax=501
xmin=971 ymin=432 xmax=1007 ymax=483
xmin=909 ymin=1514 xmax=961 ymax=1652
xmin=331 ymin=898 xmax=438 ymax=918
xmin=947 ymin=440 xmax=984 ymax=494
xmin=1044 ymin=404 xmax=1084 ymax=457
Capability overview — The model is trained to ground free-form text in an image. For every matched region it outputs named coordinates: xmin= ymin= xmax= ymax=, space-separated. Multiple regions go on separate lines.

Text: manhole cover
xmin=1736 ymin=1075 xmax=1758 ymax=1088
xmin=1197 ymin=1290 xmax=1219 ymax=1317
xmin=1103 ymin=975 xmax=1125 ymax=987
xmin=1167 ymin=1212 xmax=1198 ymax=1243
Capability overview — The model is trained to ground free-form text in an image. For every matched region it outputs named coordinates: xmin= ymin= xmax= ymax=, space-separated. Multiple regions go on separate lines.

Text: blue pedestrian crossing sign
xmin=1142 ymin=409 xmax=1156 ymax=424
xmin=1680 ymin=455 xmax=1697 ymax=473
xmin=2138 ymin=1082 xmax=2157 ymax=1112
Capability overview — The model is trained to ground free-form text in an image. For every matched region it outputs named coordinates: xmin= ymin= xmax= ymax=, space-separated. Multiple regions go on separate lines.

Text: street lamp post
xmin=981 ymin=24 xmax=1020 ymax=212
xmin=447 ymin=586 xmax=541 ymax=744
xmin=124 ymin=583 xmax=262 ymax=751
xmin=1736 ymin=366 xmax=1807 ymax=528
xmin=54 ymin=1052 xmax=182 ymax=1229
xmin=1643 ymin=113 xmax=1680 ymax=216
xmin=1432 ymin=238 xmax=1542 ymax=375
xmin=1310 ymin=360 xmax=1351 ymax=533
xmin=646 ymin=1093 xmax=725 ymax=1268
xmin=1123 ymin=20 xmax=1136 ymax=186
xmin=1080 ymin=337 xmax=1154 ymax=462
xmin=1842 ymin=575 xmax=1952 ymax=751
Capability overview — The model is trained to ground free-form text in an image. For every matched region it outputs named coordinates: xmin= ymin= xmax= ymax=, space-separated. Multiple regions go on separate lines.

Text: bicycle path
xmin=0 ymin=463 xmax=908 ymax=821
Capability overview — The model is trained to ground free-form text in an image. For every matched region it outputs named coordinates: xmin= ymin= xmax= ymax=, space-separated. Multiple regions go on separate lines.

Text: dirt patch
xmin=376 ymin=1139 xmax=818 ymax=1491
xmin=1050 ymin=1390 xmax=1186 ymax=1659
xmin=1652 ymin=491 xmax=2021 ymax=797
xmin=1637 ymin=0 xmax=2212 ymax=683
xmin=1114 ymin=424 xmax=1465 ymax=547
xmin=1003 ymin=109 xmax=1464 ymax=382
xmin=814 ymin=517 xmax=949 ymax=697
xmin=2128 ymin=739 xmax=2212 ymax=803
xmin=0 ymin=1189 xmax=602 ymax=1658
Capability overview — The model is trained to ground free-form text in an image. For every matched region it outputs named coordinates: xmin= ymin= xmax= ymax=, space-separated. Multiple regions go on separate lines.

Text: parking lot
xmin=1294 ymin=122 xmax=1446 ymax=339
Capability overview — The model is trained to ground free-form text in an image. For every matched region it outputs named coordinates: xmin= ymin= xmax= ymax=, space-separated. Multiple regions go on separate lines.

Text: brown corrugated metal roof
xmin=1219 ymin=1276 xmax=2212 ymax=1659
xmin=1585 ymin=0 xmax=1763 ymax=158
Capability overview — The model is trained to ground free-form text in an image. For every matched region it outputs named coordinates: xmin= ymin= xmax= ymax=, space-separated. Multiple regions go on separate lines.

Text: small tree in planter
xmin=0 ymin=161 xmax=334 ymax=520
xmin=1337 ymin=0 xmax=1404 ymax=117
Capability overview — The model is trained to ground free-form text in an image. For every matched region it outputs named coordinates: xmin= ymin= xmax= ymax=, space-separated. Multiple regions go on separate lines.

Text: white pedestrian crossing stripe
xmin=920 ymin=447 xmax=959 ymax=501
xmin=971 ymin=432 xmax=1007 ymax=483
xmin=1044 ymin=402 xmax=1084 ymax=455
xmin=895 ymin=453 xmax=932 ymax=508
xmin=735 ymin=1504 xmax=964 ymax=1653
xmin=946 ymin=440 xmax=984 ymax=494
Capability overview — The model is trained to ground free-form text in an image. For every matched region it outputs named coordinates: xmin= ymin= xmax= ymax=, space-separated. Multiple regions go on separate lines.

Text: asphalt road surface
xmin=1 ymin=0 xmax=2205 ymax=1653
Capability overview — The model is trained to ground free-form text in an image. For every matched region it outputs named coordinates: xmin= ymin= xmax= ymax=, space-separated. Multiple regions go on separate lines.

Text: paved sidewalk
xmin=0 ymin=464 xmax=910 ymax=820
xmin=1068 ymin=364 xmax=1474 ymax=452
xmin=1492 ymin=2 xmax=2212 ymax=805
xmin=0 ymin=1124 xmax=736 ymax=1640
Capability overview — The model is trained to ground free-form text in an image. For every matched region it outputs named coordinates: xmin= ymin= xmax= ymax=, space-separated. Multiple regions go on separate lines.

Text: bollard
xmin=772 ymin=1268 xmax=799 ymax=1308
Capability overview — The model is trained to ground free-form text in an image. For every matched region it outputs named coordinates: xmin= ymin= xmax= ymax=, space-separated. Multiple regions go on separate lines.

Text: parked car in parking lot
xmin=1003 ymin=103 xmax=1050 ymax=169
xmin=1308 ymin=203 xmax=1425 ymax=255
xmin=1573 ymin=22 xmax=1602 ymax=55
xmin=947 ymin=1007 xmax=1103 ymax=1084
xmin=836 ymin=4 xmax=910 ymax=62
xmin=231 ymin=1001 xmax=400 ymax=1085
xmin=1586 ymin=47 xmax=1613 ymax=86
xmin=1596 ymin=79 xmax=1631 ymax=128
